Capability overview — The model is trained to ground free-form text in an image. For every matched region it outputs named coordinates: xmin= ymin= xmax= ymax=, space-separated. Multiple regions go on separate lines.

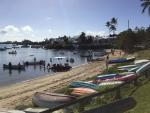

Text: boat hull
xmin=32 ymin=92 xmax=76 ymax=108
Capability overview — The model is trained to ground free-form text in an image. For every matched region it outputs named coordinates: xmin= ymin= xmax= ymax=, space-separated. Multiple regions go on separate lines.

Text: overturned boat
xmin=32 ymin=92 xmax=76 ymax=108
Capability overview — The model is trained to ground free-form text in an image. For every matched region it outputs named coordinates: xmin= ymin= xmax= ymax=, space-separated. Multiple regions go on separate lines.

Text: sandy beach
xmin=0 ymin=50 xmax=123 ymax=109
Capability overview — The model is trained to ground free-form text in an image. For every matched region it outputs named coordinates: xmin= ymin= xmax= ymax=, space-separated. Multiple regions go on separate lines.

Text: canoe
xmin=118 ymin=65 xmax=137 ymax=69
xmin=8 ymin=51 xmax=17 ymax=54
xmin=108 ymin=57 xmax=135 ymax=64
xmin=69 ymin=81 xmax=97 ymax=90
xmin=32 ymin=92 xmax=76 ymax=108
xmin=96 ymin=74 xmax=119 ymax=80
xmin=136 ymin=62 xmax=150 ymax=75
xmin=0 ymin=110 xmax=25 ymax=113
xmin=98 ymin=81 xmax=124 ymax=86
xmin=70 ymin=88 xmax=97 ymax=96
xmin=134 ymin=59 xmax=149 ymax=66
xmin=24 ymin=61 xmax=45 ymax=65
xmin=95 ymin=73 xmax=136 ymax=83
xmin=3 ymin=64 xmax=25 ymax=70
xmin=114 ymin=73 xmax=136 ymax=81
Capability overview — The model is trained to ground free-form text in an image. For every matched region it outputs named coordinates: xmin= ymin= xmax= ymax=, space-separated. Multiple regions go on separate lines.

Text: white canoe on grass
xmin=118 ymin=65 xmax=137 ymax=69
xmin=0 ymin=110 xmax=25 ymax=113
xmin=136 ymin=62 xmax=150 ymax=75
xmin=134 ymin=59 xmax=149 ymax=66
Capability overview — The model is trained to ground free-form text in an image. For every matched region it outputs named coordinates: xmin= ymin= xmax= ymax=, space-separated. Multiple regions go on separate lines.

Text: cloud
xmin=85 ymin=30 xmax=107 ymax=36
xmin=0 ymin=25 xmax=20 ymax=34
xmin=21 ymin=25 xmax=33 ymax=32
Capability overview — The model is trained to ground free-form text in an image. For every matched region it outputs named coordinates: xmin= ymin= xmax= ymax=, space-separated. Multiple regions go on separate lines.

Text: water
xmin=0 ymin=44 xmax=104 ymax=87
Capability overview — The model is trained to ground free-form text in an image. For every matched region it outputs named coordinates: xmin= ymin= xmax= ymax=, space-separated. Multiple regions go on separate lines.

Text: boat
xmin=96 ymin=73 xmax=119 ymax=80
xmin=3 ymin=64 xmax=25 ymax=70
xmin=98 ymin=81 xmax=124 ymax=86
xmin=21 ymin=45 xmax=30 ymax=48
xmin=95 ymin=72 xmax=135 ymax=83
xmin=134 ymin=59 xmax=149 ymax=66
xmin=136 ymin=62 xmax=150 ymax=75
xmin=32 ymin=92 xmax=76 ymax=108
xmin=51 ymin=63 xmax=72 ymax=72
xmin=8 ymin=51 xmax=17 ymax=54
xmin=108 ymin=57 xmax=135 ymax=64
xmin=97 ymin=73 xmax=136 ymax=83
xmin=118 ymin=65 xmax=137 ymax=69
xmin=0 ymin=110 xmax=25 ymax=113
xmin=0 ymin=47 xmax=7 ymax=51
xmin=70 ymin=88 xmax=97 ymax=96
xmin=69 ymin=81 xmax=97 ymax=90
xmin=24 ymin=60 xmax=45 ymax=65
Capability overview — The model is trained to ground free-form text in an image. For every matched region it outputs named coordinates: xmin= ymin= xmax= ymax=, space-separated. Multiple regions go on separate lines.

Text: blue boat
xmin=108 ymin=57 xmax=135 ymax=64
xmin=96 ymin=74 xmax=118 ymax=80
xmin=69 ymin=81 xmax=97 ymax=90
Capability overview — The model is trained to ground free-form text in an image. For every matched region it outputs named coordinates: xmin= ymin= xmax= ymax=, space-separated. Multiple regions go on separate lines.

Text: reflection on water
xmin=0 ymin=44 xmax=104 ymax=86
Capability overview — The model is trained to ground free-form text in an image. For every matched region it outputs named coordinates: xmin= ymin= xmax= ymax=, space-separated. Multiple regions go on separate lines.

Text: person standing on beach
xmin=106 ymin=54 xmax=109 ymax=70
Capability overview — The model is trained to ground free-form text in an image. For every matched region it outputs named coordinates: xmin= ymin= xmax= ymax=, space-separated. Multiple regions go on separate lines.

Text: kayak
xmin=118 ymin=65 xmax=137 ymax=69
xmin=32 ymin=92 xmax=76 ymax=108
xmin=96 ymin=74 xmax=118 ymax=80
xmin=134 ymin=59 xmax=149 ymax=66
xmin=70 ymin=88 xmax=97 ymax=96
xmin=108 ymin=57 xmax=135 ymax=64
xmin=136 ymin=62 xmax=150 ymax=75
xmin=69 ymin=81 xmax=97 ymax=90
xmin=96 ymin=73 xmax=136 ymax=83
xmin=0 ymin=110 xmax=25 ymax=113
xmin=98 ymin=81 xmax=124 ymax=86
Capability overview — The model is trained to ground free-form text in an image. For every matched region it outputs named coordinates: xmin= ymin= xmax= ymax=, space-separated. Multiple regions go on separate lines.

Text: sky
xmin=0 ymin=0 xmax=149 ymax=41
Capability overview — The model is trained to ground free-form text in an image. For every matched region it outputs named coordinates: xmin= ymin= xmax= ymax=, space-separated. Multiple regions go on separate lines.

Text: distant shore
xmin=0 ymin=49 xmax=123 ymax=109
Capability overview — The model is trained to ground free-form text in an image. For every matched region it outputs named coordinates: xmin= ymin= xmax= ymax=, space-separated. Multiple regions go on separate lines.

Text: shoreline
xmin=0 ymin=50 xmax=123 ymax=109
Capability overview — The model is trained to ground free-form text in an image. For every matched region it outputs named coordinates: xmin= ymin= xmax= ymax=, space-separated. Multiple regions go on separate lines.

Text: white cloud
xmin=21 ymin=25 xmax=33 ymax=32
xmin=85 ymin=30 xmax=107 ymax=36
xmin=0 ymin=25 xmax=20 ymax=34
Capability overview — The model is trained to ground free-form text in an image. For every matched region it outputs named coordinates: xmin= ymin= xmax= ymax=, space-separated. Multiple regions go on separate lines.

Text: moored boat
xmin=24 ymin=60 xmax=45 ymax=66
xmin=8 ymin=51 xmax=17 ymax=54
xmin=3 ymin=64 xmax=25 ymax=70
xmin=32 ymin=92 xmax=76 ymax=108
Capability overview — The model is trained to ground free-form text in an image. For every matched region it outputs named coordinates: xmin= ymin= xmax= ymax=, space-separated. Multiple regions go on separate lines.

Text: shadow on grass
xmin=82 ymin=97 xmax=136 ymax=113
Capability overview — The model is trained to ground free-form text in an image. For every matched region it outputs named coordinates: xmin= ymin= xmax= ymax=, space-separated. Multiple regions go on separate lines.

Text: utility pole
xmin=128 ymin=20 xmax=130 ymax=30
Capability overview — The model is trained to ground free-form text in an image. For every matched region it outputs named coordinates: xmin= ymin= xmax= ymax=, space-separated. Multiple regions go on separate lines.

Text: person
xmin=8 ymin=62 xmax=12 ymax=69
xmin=34 ymin=57 xmax=36 ymax=62
xmin=47 ymin=63 xmax=50 ymax=69
xmin=106 ymin=54 xmax=109 ymax=70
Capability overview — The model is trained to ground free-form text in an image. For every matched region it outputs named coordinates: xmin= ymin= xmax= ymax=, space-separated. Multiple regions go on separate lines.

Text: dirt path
xmin=0 ymin=50 xmax=123 ymax=109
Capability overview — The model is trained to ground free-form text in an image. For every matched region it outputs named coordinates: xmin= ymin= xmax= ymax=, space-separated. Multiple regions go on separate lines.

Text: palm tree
xmin=106 ymin=21 xmax=111 ymax=35
xmin=141 ymin=0 xmax=150 ymax=15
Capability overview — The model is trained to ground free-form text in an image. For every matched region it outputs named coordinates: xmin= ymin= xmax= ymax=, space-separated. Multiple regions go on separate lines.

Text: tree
xmin=141 ymin=0 xmax=150 ymax=16
xmin=105 ymin=17 xmax=118 ymax=36
xmin=110 ymin=17 xmax=117 ymax=35
xmin=106 ymin=21 xmax=111 ymax=35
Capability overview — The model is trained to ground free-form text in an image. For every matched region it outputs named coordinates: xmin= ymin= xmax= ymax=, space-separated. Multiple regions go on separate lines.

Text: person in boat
xmin=47 ymin=63 xmax=50 ymax=69
xmin=34 ymin=57 xmax=36 ymax=62
xmin=8 ymin=62 xmax=12 ymax=69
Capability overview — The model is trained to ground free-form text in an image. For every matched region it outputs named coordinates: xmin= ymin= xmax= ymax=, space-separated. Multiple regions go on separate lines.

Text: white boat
xmin=136 ymin=62 xmax=150 ymax=75
xmin=0 ymin=110 xmax=25 ymax=113
xmin=98 ymin=81 xmax=124 ymax=86
xmin=134 ymin=59 xmax=149 ymax=66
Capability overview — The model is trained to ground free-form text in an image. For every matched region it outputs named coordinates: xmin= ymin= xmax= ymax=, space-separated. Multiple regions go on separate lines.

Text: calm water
xmin=0 ymin=44 xmax=104 ymax=87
